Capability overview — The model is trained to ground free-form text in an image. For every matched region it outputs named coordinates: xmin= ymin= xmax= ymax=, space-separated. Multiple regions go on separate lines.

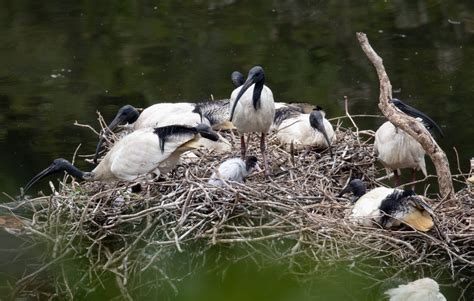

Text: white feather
xmin=93 ymin=127 xmax=198 ymax=181
xmin=385 ymin=278 xmax=446 ymax=301
xmin=230 ymin=84 xmax=275 ymax=133
xmin=133 ymin=103 xmax=195 ymax=129
xmin=374 ymin=121 xmax=427 ymax=176
xmin=349 ymin=187 xmax=393 ymax=226
xmin=276 ymin=113 xmax=334 ymax=150
xmin=134 ymin=109 xmax=206 ymax=129
xmin=208 ymin=158 xmax=251 ymax=186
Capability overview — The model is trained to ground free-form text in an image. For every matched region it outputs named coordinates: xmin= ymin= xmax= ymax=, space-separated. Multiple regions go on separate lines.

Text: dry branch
xmin=356 ymin=32 xmax=455 ymax=200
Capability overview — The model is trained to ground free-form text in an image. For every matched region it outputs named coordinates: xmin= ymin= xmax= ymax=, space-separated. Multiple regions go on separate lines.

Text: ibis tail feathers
xmin=402 ymin=210 xmax=434 ymax=232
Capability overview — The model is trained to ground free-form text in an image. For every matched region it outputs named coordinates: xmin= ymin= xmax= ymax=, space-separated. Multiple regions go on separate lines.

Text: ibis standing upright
xmin=374 ymin=98 xmax=443 ymax=188
xmin=229 ymin=66 xmax=275 ymax=176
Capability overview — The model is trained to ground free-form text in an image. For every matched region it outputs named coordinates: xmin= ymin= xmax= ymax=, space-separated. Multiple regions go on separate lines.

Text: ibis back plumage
xmin=385 ymin=278 xmax=446 ymax=301
xmin=339 ymin=179 xmax=434 ymax=231
xmin=275 ymin=106 xmax=334 ymax=155
xmin=24 ymin=124 xmax=219 ymax=192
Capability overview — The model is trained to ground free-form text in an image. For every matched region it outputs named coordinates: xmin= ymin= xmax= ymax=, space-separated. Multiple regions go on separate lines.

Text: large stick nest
xmin=6 ymin=120 xmax=474 ymax=299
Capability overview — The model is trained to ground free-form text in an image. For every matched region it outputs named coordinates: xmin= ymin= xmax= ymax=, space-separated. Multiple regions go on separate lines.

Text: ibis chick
xmin=208 ymin=156 xmax=260 ymax=186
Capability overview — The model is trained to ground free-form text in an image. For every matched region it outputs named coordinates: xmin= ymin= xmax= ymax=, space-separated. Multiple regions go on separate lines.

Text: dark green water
xmin=1 ymin=0 xmax=473 ymax=299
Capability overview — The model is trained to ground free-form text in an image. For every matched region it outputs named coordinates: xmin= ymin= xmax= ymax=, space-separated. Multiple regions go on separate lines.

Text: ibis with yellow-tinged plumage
xmin=339 ymin=179 xmax=435 ymax=232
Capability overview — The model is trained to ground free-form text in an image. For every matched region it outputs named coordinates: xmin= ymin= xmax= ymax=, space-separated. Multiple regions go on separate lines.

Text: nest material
xmin=7 ymin=123 xmax=474 ymax=299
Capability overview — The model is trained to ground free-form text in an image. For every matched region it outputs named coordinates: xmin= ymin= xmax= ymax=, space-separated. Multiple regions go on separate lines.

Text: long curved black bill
xmin=338 ymin=184 xmax=352 ymax=197
xmin=229 ymin=78 xmax=255 ymax=122
xmin=93 ymin=136 xmax=107 ymax=164
xmin=391 ymin=99 xmax=444 ymax=137
xmin=310 ymin=110 xmax=333 ymax=157
xmin=23 ymin=165 xmax=57 ymax=193
xmin=318 ymin=125 xmax=333 ymax=158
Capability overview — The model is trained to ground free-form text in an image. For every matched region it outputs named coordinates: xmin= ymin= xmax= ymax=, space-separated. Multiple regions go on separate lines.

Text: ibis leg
xmin=260 ymin=133 xmax=270 ymax=176
xmin=240 ymin=135 xmax=246 ymax=159
xmin=411 ymin=169 xmax=417 ymax=190
xmin=393 ymin=169 xmax=401 ymax=187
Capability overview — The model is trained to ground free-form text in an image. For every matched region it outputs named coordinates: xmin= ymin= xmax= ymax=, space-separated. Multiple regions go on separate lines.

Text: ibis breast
xmin=374 ymin=122 xmax=427 ymax=175
xmin=230 ymin=84 xmax=275 ymax=133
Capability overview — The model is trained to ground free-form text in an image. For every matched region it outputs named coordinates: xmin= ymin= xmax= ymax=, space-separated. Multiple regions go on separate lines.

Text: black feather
xmin=245 ymin=156 xmax=258 ymax=171
xmin=273 ymin=107 xmax=301 ymax=126
xmin=391 ymin=98 xmax=444 ymax=137
xmin=379 ymin=189 xmax=416 ymax=227
xmin=194 ymin=100 xmax=230 ymax=126
xmin=154 ymin=125 xmax=197 ymax=153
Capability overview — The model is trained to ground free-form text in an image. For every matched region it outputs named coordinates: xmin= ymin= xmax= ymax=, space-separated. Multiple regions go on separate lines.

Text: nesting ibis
xmin=274 ymin=106 xmax=334 ymax=156
xmin=339 ymin=179 xmax=435 ymax=232
xmin=93 ymin=100 xmax=232 ymax=163
xmin=24 ymin=124 xmax=219 ymax=192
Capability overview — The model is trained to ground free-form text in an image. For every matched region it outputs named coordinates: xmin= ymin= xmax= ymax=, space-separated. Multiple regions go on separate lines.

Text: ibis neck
xmin=64 ymin=164 xmax=87 ymax=180
xmin=252 ymin=81 xmax=264 ymax=110
xmin=353 ymin=186 xmax=366 ymax=198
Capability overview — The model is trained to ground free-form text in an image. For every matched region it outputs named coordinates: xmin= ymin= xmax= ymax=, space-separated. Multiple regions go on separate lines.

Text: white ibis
xmin=274 ymin=106 xmax=334 ymax=156
xmin=208 ymin=156 xmax=260 ymax=186
xmin=374 ymin=98 xmax=443 ymax=188
xmin=92 ymin=71 xmax=246 ymax=163
xmin=385 ymin=278 xmax=446 ymax=301
xmin=229 ymin=66 xmax=275 ymax=176
xmin=339 ymin=179 xmax=434 ymax=232
xmin=24 ymin=124 xmax=220 ymax=192
xmin=93 ymin=100 xmax=232 ymax=163
xmin=274 ymin=102 xmax=313 ymax=114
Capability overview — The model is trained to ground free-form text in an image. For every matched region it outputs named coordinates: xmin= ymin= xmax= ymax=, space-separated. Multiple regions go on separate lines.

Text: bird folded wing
xmin=401 ymin=210 xmax=434 ymax=232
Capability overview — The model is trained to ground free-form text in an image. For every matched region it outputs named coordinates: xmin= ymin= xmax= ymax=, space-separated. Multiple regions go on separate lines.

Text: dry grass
xmin=3 ymin=119 xmax=473 ymax=300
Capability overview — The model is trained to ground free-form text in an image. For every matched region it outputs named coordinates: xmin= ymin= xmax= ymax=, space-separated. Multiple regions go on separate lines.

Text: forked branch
xmin=356 ymin=32 xmax=454 ymax=200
